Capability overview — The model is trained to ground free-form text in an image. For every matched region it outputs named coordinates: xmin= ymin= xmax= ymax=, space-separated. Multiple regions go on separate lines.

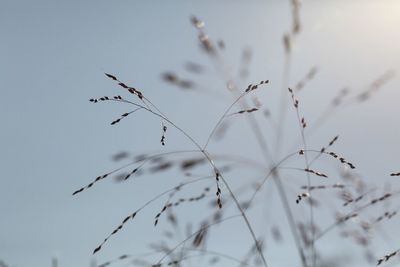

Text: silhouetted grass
xmin=73 ymin=5 xmax=399 ymax=267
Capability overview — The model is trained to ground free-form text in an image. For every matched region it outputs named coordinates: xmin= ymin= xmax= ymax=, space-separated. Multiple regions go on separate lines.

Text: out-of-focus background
xmin=1 ymin=0 xmax=400 ymax=266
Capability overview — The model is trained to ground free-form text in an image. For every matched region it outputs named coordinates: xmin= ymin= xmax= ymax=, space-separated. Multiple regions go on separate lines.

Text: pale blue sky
xmin=1 ymin=1 xmax=400 ymax=267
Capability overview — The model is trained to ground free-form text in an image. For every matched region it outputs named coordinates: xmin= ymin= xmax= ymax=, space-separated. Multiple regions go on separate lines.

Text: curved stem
xmin=202 ymin=91 xmax=247 ymax=150
xmin=117 ymin=97 xmax=270 ymax=267
xmin=293 ymin=104 xmax=315 ymax=267
xmin=156 ymin=215 xmax=242 ymax=264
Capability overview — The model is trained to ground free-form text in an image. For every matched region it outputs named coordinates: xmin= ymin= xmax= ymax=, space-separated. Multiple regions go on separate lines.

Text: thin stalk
xmin=116 ymin=97 xmax=270 ymax=267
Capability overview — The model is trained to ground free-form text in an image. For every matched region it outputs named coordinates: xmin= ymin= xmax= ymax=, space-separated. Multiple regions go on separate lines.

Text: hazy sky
xmin=2 ymin=1 xmax=400 ymax=267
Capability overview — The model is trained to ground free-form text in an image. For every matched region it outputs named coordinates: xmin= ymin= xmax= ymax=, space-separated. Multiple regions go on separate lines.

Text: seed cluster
xmin=93 ymin=211 xmax=137 ymax=254
xmin=154 ymin=187 xmax=210 ymax=226
xmin=296 ymin=192 xmax=310 ymax=204
xmin=162 ymin=72 xmax=194 ymax=89
xmin=377 ymin=249 xmax=400 ymax=265
xmin=301 ymin=183 xmax=345 ymax=191
xmin=295 ymin=66 xmax=318 ymax=91
xmin=229 ymin=108 xmax=259 ymax=116
xmin=304 ymin=168 xmax=328 ymax=178
xmin=327 ymin=152 xmax=356 ymax=169
xmin=111 ymin=108 xmax=142 ymax=125
xmin=104 ymin=73 xmax=144 ymax=100
xmin=72 ymin=173 xmax=109 ymax=195
xmin=160 ymin=124 xmax=167 ymax=146
xmin=245 ymin=80 xmax=269 ymax=93
xmin=288 ymin=88 xmax=299 ymax=108
xmin=215 ymin=171 xmax=222 ymax=209
xmin=89 ymin=95 xmax=123 ymax=103
xmin=375 ymin=211 xmax=397 ymax=223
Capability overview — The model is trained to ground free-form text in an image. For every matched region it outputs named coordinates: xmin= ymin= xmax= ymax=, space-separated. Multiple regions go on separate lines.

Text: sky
xmin=1 ymin=1 xmax=400 ymax=267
